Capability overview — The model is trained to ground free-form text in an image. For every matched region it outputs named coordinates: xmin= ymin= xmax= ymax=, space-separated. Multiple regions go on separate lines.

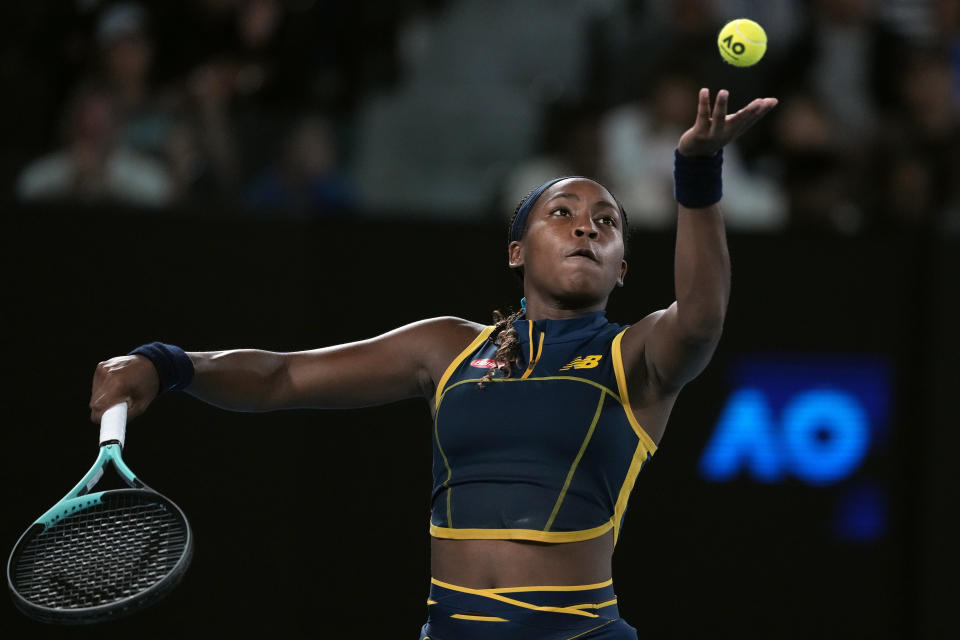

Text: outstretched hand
xmin=677 ymin=88 xmax=778 ymax=157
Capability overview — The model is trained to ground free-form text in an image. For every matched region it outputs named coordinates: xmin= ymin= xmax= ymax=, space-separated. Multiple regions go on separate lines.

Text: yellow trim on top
xmin=526 ymin=322 xmax=534 ymax=362
xmin=520 ymin=326 xmax=545 ymax=379
xmin=433 ymin=410 xmax=455 ymax=526
xmin=434 ymin=325 xmax=496 ymax=407
xmin=610 ymin=328 xmax=657 ymax=454
xmin=568 ymin=597 xmax=618 ymax=610
xmin=430 ymin=578 xmax=600 ymax=618
xmin=610 ymin=328 xmax=657 ymax=547
xmin=564 ymin=620 xmax=617 ymax=640
xmin=427 ymin=599 xmax=437 ymax=605
xmin=437 ymin=375 xmax=621 ymax=409
xmin=612 ymin=443 xmax=648 ymax=547
xmin=487 ymin=579 xmax=612 ymax=593
xmin=545 ymin=390 xmax=606 ymax=531
xmin=430 ymin=518 xmax=613 ymax=543
xmin=451 ymin=614 xmax=508 ymax=622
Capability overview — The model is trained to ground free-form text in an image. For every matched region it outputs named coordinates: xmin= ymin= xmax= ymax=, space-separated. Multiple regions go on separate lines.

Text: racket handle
xmin=100 ymin=402 xmax=128 ymax=448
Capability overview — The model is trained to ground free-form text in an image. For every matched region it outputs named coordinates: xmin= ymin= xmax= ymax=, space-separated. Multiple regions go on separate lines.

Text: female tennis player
xmin=90 ymin=88 xmax=776 ymax=639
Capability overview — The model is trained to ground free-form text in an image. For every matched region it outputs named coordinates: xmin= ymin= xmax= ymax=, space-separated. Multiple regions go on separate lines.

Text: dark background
xmin=2 ymin=208 xmax=957 ymax=638
xmin=2 ymin=0 xmax=959 ymax=638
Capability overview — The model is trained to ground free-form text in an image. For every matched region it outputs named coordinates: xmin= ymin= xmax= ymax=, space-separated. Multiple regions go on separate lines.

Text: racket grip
xmin=100 ymin=402 xmax=128 ymax=447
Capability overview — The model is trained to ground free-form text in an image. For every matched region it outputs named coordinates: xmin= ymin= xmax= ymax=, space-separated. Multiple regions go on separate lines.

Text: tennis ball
xmin=717 ymin=19 xmax=767 ymax=67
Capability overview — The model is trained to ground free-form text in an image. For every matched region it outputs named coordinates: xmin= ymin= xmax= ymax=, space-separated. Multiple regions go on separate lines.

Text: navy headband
xmin=509 ymin=176 xmax=627 ymax=242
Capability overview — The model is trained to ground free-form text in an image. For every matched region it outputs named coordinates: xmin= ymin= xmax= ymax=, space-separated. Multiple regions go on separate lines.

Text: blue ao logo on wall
xmin=699 ymin=355 xmax=891 ymax=540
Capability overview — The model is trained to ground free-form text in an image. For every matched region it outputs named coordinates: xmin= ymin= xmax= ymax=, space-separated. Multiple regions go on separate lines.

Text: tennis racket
xmin=7 ymin=402 xmax=193 ymax=624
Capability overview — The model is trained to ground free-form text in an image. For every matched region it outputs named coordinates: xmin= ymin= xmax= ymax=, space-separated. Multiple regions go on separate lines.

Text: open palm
xmin=677 ymin=88 xmax=778 ymax=157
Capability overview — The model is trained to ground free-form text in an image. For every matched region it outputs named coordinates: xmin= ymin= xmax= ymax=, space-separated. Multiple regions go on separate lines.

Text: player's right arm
xmin=89 ymin=317 xmax=484 ymax=422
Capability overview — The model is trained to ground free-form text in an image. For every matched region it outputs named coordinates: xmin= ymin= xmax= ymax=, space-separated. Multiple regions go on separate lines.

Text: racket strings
xmin=12 ymin=494 xmax=188 ymax=609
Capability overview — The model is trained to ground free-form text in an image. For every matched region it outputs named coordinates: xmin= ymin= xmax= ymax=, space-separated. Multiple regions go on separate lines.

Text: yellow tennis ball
xmin=717 ymin=19 xmax=767 ymax=67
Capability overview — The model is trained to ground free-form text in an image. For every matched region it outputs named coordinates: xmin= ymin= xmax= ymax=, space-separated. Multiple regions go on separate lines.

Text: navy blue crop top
xmin=430 ymin=311 xmax=657 ymax=545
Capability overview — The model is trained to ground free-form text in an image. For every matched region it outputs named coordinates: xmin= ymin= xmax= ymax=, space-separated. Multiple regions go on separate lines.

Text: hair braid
xmin=477 ymin=308 xmax=525 ymax=388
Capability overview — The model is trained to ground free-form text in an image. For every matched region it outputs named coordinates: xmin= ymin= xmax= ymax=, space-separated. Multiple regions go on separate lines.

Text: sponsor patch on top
xmin=470 ymin=359 xmax=504 ymax=369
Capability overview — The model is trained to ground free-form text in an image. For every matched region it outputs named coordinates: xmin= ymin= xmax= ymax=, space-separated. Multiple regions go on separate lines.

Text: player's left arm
xmin=621 ymin=88 xmax=778 ymax=396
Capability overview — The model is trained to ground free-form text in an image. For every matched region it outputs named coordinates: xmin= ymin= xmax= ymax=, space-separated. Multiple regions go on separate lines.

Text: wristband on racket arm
xmin=128 ymin=342 xmax=194 ymax=394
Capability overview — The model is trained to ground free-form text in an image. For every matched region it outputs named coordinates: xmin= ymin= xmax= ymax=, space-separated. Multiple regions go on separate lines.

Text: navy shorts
xmin=418 ymin=578 xmax=638 ymax=640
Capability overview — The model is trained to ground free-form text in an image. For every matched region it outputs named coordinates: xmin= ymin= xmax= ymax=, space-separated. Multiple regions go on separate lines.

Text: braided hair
xmin=478 ymin=192 xmax=536 ymax=388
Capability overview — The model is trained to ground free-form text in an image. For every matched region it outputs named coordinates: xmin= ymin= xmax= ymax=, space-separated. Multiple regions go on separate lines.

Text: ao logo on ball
xmin=717 ymin=18 xmax=767 ymax=67
xmin=721 ymin=35 xmax=746 ymax=56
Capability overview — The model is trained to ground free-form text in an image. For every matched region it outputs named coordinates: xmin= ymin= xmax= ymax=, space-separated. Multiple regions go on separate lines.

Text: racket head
xmin=7 ymin=488 xmax=193 ymax=625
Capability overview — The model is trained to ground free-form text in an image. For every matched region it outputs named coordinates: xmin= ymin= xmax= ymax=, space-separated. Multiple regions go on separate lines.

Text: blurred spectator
xmin=587 ymin=0 xmax=715 ymax=107
xmin=168 ymin=0 xmax=342 ymax=193
xmin=233 ymin=0 xmax=286 ymax=103
xmin=770 ymin=91 xmax=861 ymax=233
xmin=231 ymin=0 xmax=317 ymax=109
xmin=17 ymin=86 xmax=171 ymax=207
xmin=0 ymin=2 xmax=100 ymax=156
xmin=150 ymin=0 xmax=238 ymax=84
xmin=95 ymin=2 xmax=176 ymax=160
xmin=875 ymin=0 xmax=938 ymax=44
xmin=587 ymin=0 xmax=769 ymax=111
xmin=229 ymin=0 xmax=311 ymax=186
xmin=3 ymin=0 xmax=957 ymax=236
xmin=772 ymin=0 xmax=909 ymax=150
xmin=866 ymin=51 xmax=960 ymax=229
xmin=586 ymin=0 xmax=780 ymax=168
xmin=933 ymin=0 xmax=960 ymax=100
xmin=500 ymin=102 xmax=603 ymax=215
xmin=178 ymin=61 xmax=242 ymax=203
xmin=599 ymin=68 xmax=786 ymax=231
xmin=244 ymin=114 xmax=358 ymax=216
xmin=95 ymin=2 xmax=244 ymax=205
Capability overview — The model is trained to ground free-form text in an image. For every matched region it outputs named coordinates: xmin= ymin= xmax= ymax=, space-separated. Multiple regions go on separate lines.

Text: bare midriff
xmin=430 ymin=530 xmax=614 ymax=589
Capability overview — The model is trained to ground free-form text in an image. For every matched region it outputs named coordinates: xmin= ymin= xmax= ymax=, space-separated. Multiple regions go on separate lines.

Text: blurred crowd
xmin=4 ymin=0 xmax=437 ymax=216
xmin=4 ymin=0 xmax=960 ymax=234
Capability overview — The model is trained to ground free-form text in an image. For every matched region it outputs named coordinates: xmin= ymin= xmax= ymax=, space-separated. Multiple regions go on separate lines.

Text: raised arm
xmin=621 ymin=89 xmax=777 ymax=396
xmin=89 ymin=317 xmax=484 ymax=422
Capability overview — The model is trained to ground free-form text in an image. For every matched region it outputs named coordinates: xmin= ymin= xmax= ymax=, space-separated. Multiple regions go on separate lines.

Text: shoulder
xmin=618 ymin=310 xmax=664 ymax=347
xmin=406 ymin=316 xmax=486 ymax=338
xmin=613 ymin=309 xmax=668 ymax=389
xmin=395 ymin=316 xmax=488 ymax=359
xmin=405 ymin=317 xmax=489 ymax=402
xmin=424 ymin=316 xmax=487 ymax=332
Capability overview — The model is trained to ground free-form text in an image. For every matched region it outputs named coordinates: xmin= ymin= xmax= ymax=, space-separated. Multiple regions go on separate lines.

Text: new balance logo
xmin=559 ymin=355 xmax=603 ymax=371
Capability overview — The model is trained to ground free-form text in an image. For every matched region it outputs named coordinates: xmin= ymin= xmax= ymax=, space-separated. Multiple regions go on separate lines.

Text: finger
xmin=695 ymin=88 xmax=711 ymax=127
xmin=90 ymin=386 xmax=132 ymax=423
xmin=731 ymin=96 xmax=777 ymax=117
xmin=90 ymin=363 xmax=106 ymax=422
xmin=90 ymin=400 xmax=105 ymax=424
xmin=726 ymin=97 xmax=778 ymax=132
xmin=92 ymin=361 xmax=106 ymax=388
xmin=90 ymin=391 xmax=111 ymax=423
xmin=710 ymin=89 xmax=729 ymax=136
xmin=725 ymin=101 xmax=762 ymax=128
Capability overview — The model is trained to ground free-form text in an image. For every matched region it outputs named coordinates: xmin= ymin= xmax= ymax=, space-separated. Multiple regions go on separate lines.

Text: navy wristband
xmin=674 ymin=148 xmax=723 ymax=208
xmin=129 ymin=342 xmax=195 ymax=393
